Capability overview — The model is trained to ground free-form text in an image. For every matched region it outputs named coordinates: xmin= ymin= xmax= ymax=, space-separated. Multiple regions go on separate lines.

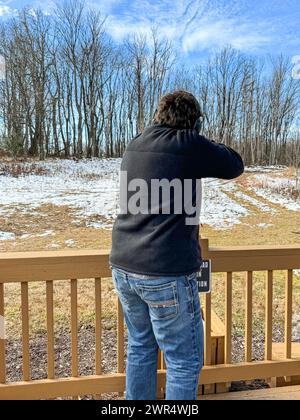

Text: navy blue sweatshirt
xmin=110 ymin=124 xmax=244 ymax=276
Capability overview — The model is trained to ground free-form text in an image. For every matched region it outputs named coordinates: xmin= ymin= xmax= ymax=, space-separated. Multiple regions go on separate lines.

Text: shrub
xmin=0 ymin=133 xmax=24 ymax=159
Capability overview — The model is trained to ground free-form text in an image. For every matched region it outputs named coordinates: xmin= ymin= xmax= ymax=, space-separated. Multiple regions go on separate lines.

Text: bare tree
xmin=0 ymin=2 xmax=299 ymax=164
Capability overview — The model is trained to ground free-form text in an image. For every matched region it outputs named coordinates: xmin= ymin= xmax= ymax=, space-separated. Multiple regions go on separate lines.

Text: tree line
xmin=0 ymin=0 xmax=299 ymax=166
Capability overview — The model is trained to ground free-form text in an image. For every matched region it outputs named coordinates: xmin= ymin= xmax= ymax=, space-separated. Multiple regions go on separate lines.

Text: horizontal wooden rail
xmin=0 ymin=250 xmax=112 ymax=283
xmin=2 ymin=359 xmax=300 ymax=400
xmin=0 ymin=242 xmax=300 ymax=283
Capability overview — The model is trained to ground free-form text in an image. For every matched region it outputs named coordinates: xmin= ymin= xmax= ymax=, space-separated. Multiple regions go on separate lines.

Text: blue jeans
xmin=111 ymin=268 xmax=204 ymax=400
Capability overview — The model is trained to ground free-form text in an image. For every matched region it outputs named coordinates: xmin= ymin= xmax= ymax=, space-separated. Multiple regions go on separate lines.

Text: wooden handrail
xmin=0 ymin=240 xmax=300 ymax=283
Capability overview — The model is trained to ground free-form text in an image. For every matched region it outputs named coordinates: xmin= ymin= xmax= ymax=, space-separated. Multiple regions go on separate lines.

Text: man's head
xmin=153 ymin=91 xmax=202 ymax=130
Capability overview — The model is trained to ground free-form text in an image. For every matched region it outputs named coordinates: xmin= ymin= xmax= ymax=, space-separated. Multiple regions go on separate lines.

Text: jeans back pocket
xmin=140 ymin=282 xmax=178 ymax=321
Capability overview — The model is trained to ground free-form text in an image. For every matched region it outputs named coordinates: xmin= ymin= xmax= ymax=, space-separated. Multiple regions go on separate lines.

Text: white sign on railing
xmin=0 ymin=315 xmax=4 ymax=340
xmin=0 ymin=55 xmax=5 ymax=80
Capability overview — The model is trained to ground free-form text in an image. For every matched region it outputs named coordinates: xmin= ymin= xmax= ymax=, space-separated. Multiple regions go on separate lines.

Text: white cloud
xmin=106 ymin=16 xmax=153 ymax=41
xmin=0 ymin=5 xmax=11 ymax=16
xmin=92 ymin=0 xmax=278 ymax=57
xmin=182 ymin=18 xmax=271 ymax=54
xmin=100 ymin=0 xmax=299 ymax=59
xmin=0 ymin=0 xmax=298 ymax=58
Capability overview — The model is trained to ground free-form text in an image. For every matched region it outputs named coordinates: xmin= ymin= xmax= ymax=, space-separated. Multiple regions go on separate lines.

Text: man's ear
xmin=194 ymin=117 xmax=202 ymax=133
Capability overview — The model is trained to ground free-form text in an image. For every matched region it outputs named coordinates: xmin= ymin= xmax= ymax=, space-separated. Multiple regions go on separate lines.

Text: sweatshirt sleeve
xmin=193 ymin=135 xmax=244 ymax=180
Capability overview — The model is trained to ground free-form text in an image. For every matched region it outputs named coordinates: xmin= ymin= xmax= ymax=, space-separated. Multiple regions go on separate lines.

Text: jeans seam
xmin=186 ymin=276 xmax=202 ymax=369
xmin=185 ymin=275 xmax=195 ymax=319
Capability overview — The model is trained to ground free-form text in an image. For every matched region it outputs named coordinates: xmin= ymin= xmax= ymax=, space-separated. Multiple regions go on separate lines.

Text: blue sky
xmin=1 ymin=0 xmax=300 ymax=64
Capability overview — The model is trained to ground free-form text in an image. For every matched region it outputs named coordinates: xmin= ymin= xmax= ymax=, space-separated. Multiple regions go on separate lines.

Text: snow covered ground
xmin=0 ymin=159 xmax=299 ymax=240
xmin=0 ymin=159 xmax=121 ymax=238
xmin=252 ymin=174 xmax=300 ymax=212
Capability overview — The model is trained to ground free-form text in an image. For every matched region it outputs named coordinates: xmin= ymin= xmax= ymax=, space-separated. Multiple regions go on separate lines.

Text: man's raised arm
xmin=194 ymin=135 xmax=244 ymax=180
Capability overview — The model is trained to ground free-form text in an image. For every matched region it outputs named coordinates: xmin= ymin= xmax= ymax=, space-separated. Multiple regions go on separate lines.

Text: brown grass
xmin=0 ymin=162 xmax=49 ymax=177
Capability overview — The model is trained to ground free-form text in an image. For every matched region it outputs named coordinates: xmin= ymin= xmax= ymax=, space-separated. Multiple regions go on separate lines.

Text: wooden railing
xmin=0 ymin=240 xmax=300 ymax=400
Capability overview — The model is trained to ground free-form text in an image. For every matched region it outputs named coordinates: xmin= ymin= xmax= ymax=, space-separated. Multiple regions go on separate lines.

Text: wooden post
xmin=71 ymin=279 xmax=79 ymax=399
xmin=95 ymin=278 xmax=102 ymax=375
xmin=245 ymin=271 xmax=253 ymax=363
xmin=225 ymin=272 xmax=232 ymax=365
xmin=117 ymin=298 xmax=125 ymax=397
xmin=46 ymin=281 xmax=55 ymax=380
xmin=95 ymin=278 xmax=102 ymax=400
xmin=157 ymin=351 xmax=165 ymax=400
xmin=0 ymin=283 xmax=5 ymax=384
xmin=265 ymin=271 xmax=273 ymax=361
xmin=285 ymin=270 xmax=293 ymax=359
xmin=21 ymin=282 xmax=30 ymax=382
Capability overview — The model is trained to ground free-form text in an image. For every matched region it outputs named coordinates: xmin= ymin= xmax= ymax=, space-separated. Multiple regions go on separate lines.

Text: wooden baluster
xmin=117 ymin=298 xmax=125 ymax=397
xmin=203 ymin=290 xmax=214 ymax=395
xmin=95 ymin=278 xmax=102 ymax=375
xmin=71 ymin=279 xmax=79 ymax=399
xmin=157 ymin=351 xmax=165 ymax=400
xmin=46 ymin=281 xmax=55 ymax=381
xmin=0 ymin=283 xmax=5 ymax=384
xmin=265 ymin=271 xmax=273 ymax=361
xmin=285 ymin=270 xmax=293 ymax=359
xmin=21 ymin=282 xmax=30 ymax=381
xmin=204 ymin=292 xmax=212 ymax=367
xmin=245 ymin=271 xmax=253 ymax=363
xmin=225 ymin=272 xmax=232 ymax=365
xmin=160 ymin=350 xmax=166 ymax=370
xmin=95 ymin=278 xmax=102 ymax=400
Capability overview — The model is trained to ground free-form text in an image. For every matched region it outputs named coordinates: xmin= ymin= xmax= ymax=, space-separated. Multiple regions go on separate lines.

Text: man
xmin=110 ymin=91 xmax=244 ymax=400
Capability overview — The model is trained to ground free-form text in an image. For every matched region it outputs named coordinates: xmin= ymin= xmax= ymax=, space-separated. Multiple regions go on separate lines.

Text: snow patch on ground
xmin=0 ymin=160 xmax=299 ymax=239
xmin=201 ymin=181 xmax=249 ymax=229
xmin=250 ymin=174 xmax=300 ymax=211
xmin=47 ymin=242 xmax=60 ymax=249
xmin=0 ymin=231 xmax=15 ymax=241
xmin=21 ymin=230 xmax=55 ymax=239
xmin=245 ymin=166 xmax=287 ymax=173
xmin=0 ymin=159 xmax=121 ymax=232
xmin=254 ymin=191 xmax=300 ymax=211
xmin=64 ymin=239 xmax=75 ymax=247
xmin=221 ymin=181 xmax=276 ymax=213
xmin=257 ymin=223 xmax=273 ymax=228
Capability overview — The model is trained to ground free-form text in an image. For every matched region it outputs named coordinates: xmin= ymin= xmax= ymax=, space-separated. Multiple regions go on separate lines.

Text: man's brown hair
xmin=153 ymin=91 xmax=201 ymax=129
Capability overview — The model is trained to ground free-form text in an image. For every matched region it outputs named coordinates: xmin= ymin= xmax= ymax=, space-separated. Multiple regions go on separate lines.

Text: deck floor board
xmin=202 ymin=385 xmax=300 ymax=400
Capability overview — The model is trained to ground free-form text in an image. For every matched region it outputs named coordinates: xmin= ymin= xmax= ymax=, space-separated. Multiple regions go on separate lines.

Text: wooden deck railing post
xmin=285 ymin=270 xmax=293 ymax=360
xmin=245 ymin=272 xmax=253 ymax=363
xmin=95 ymin=277 xmax=102 ymax=400
xmin=71 ymin=279 xmax=79 ymax=378
xmin=0 ymin=283 xmax=5 ymax=384
xmin=71 ymin=279 xmax=79 ymax=399
xmin=265 ymin=271 xmax=273 ymax=361
xmin=157 ymin=351 xmax=166 ymax=399
xmin=225 ymin=272 xmax=232 ymax=365
xmin=204 ymin=293 xmax=212 ymax=367
xmin=203 ymin=292 xmax=213 ymax=395
xmin=46 ymin=281 xmax=55 ymax=380
xmin=95 ymin=278 xmax=102 ymax=376
xmin=202 ymin=237 xmax=212 ymax=369
xmin=21 ymin=282 xmax=30 ymax=382
xmin=117 ymin=298 xmax=125 ymax=397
